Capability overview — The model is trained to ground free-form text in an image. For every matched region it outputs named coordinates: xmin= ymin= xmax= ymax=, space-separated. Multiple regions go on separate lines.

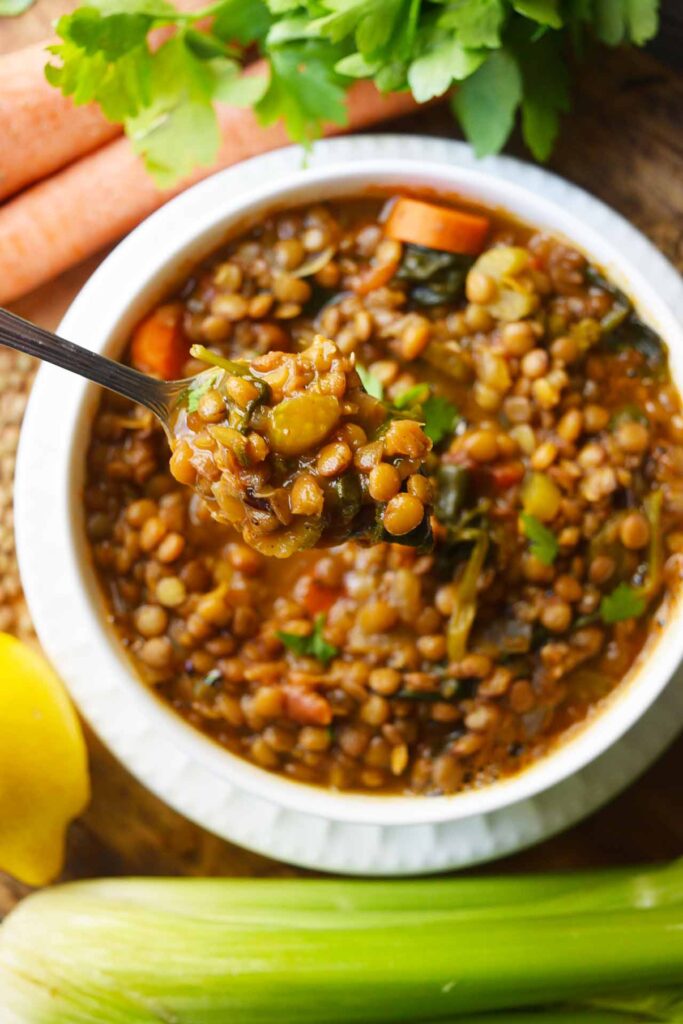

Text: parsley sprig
xmin=600 ymin=583 xmax=647 ymax=624
xmin=521 ymin=513 xmax=558 ymax=566
xmin=394 ymin=384 xmax=459 ymax=444
xmin=277 ymin=614 xmax=339 ymax=666
xmin=45 ymin=0 xmax=660 ymax=186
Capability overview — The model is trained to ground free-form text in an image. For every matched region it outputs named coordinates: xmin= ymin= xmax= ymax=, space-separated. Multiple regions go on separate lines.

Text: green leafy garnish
xmin=44 ymin=0 xmax=661 ymax=186
xmin=185 ymin=369 xmax=222 ymax=413
xmin=422 ymin=395 xmax=460 ymax=445
xmin=356 ymin=363 xmax=384 ymax=400
xmin=395 ymin=243 xmax=472 ymax=305
xmin=521 ymin=513 xmax=558 ymax=566
xmin=277 ymin=614 xmax=339 ymax=665
xmin=393 ymin=385 xmax=459 ymax=445
xmin=600 ymin=583 xmax=646 ymax=624
xmin=392 ymin=383 xmax=430 ymax=410
xmin=203 ymin=668 xmax=223 ymax=687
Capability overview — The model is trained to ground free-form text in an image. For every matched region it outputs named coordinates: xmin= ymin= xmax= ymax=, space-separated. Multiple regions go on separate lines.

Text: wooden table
xmin=1 ymin=2 xmax=682 ymax=917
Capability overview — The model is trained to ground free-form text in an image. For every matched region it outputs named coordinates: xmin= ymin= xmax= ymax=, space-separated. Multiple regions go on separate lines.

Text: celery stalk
xmin=1 ymin=861 xmax=682 ymax=1024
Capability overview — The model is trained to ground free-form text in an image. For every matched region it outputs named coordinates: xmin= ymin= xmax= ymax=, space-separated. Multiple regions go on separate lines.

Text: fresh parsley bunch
xmin=47 ymin=0 xmax=660 ymax=185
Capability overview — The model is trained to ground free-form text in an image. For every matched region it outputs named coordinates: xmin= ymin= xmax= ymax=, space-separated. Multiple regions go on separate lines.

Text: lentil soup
xmin=84 ymin=193 xmax=683 ymax=796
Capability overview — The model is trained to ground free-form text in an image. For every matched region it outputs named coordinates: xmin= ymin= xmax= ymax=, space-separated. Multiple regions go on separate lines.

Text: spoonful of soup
xmin=0 ymin=310 xmax=433 ymax=556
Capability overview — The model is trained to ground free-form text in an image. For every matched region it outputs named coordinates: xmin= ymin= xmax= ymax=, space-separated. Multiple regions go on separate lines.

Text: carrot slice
xmin=352 ymin=259 xmax=398 ymax=296
xmin=130 ymin=303 xmax=189 ymax=380
xmin=384 ymin=197 xmax=490 ymax=255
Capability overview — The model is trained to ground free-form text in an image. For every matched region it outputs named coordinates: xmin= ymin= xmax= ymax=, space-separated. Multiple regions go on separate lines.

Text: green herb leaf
xmin=437 ymin=0 xmax=505 ymax=49
xmin=512 ymin=0 xmax=562 ymax=29
xmin=393 ymin=383 xmax=430 ymax=410
xmin=43 ymin=0 xmax=663 ymax=183
xmin=521 ymin=513 xmax=558 ymax=565
xmin=452 ymin=48 xmax=523 ymax=157
xmin=393 ymin=385 xmax=459 ymax=444
xmin=600 ymin=583 xmax=646 ymax=624
xmin=422 ymin=395 xmax=460 ymax=444
xmin=46 ymin=7 xmax=156 ymax=123
xmin=407 ymin=35 xmax=484 ymax=104
xmin=356 ymin=364 xmax=385 ymax=400
xmin=514 ymin=28 xmax=570 ymax=161
xmin=277 ymin=614 xmax=339 ymax=665
xmin=213 ymin=0 xmax=272 ymax=45
xmin=255 ymin=40 xmax=348 ymax=144
xmin=592 ymin=0 xmax=659 ymax=45
xmin=185 ymin=369 xmax=223 ymax=413
xmin=203 ymin=668 xmax=223 ymax=687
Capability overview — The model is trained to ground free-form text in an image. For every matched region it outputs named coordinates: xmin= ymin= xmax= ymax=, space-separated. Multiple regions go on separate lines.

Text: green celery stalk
xmin=1 ymin=861 xmax=682 ymax=1023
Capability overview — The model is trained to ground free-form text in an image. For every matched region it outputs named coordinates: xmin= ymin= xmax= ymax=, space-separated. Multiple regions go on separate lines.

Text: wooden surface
xmin=1 ymin=3 xmax=682 ymax=917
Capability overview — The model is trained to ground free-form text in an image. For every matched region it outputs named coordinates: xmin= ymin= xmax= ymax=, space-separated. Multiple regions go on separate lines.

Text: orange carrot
xmin=352 ymin=260 xmax=399 ymax=296
xmin=0 ymin=1 xmax=206 ymax=203
xmin=130 ymin=303 xmax=189 ymax=379
xmin=385 ymin=197 xmax=490 ymax=255
xmin=0 ymin=74 xmax=420 ymax=305
xmin=0 ymin=43 xmax=119 ymax=202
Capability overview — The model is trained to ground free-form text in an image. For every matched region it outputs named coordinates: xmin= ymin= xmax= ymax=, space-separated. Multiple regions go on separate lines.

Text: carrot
xmin=352 ymin=259 xmax=399 ymax=296
xmin=489 ymin=462 xmax=525 ymax=489
xmin=130 ymin=303 xmax=189 ymax=379
xmin=0 ymin=75 xmax=420 ymax=305
xmin=0 ymin=43 xmax=119 ymax=202
xmin=0 ymin=1 xmax=206 ymax=203
xmin=384 ymin=197 xmax=490 ymax=255
xmin=299 ymin=578 xmax=340 ymax=616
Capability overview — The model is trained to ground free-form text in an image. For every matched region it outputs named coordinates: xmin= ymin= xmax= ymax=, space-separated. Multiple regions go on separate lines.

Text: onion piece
xmin=291 ymin=246 xmax=335 ymax=278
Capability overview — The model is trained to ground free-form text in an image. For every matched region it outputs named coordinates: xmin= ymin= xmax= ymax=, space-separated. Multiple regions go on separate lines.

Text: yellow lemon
xmin=0 ymin=633 xmax=89 ymax=886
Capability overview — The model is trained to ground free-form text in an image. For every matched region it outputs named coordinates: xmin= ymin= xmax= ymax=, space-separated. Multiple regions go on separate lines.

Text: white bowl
xmin=15 ymin=135 xmax=683 ymax=839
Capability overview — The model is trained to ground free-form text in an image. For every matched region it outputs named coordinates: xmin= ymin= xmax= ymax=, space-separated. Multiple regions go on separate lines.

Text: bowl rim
xmin=15 ymin=134 xmax=683 ymax=829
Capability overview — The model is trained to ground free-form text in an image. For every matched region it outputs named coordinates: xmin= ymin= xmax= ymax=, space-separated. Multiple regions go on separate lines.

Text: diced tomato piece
xmin=489 ymin=461 xmax=525 ymax=489
xmin=299 ymin=577 xmax=340 ymax=616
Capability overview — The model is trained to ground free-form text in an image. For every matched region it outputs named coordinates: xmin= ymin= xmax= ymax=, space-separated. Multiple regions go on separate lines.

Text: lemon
xmin=0 ymin=633 xmax=89 ymax=886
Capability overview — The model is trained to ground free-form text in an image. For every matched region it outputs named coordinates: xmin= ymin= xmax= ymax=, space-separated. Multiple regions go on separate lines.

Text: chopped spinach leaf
xmin=396 ymin=243 xmax=473 ymax=306
xmin=277 ymin=614 xmax=338 ymax=665
xmin=434 ymin=465 xmax=470 ymax=526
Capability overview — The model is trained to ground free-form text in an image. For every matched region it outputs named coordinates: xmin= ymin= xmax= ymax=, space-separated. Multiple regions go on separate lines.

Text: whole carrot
xmin=0 ymin=43 xmax=119 ymax=202
xmin=0 ymin=76 xmax=418 ymax=304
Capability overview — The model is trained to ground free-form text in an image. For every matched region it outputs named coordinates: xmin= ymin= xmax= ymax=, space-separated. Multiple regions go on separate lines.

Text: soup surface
xmin=85 ymin=194 xmax=683 ymax=795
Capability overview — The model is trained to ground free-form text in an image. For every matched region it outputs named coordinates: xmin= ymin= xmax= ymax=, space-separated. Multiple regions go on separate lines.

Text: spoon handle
xmin=0 ymin=307 xmax=176 ymax=421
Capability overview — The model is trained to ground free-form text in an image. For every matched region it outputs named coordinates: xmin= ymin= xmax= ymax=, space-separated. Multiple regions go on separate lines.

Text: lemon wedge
xmin=0 ymin=633 xmax=89 ymax=886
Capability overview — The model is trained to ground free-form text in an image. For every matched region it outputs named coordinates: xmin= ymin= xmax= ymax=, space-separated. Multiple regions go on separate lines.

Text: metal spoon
xmin=0 ymin=307 xmax=188 ymax=437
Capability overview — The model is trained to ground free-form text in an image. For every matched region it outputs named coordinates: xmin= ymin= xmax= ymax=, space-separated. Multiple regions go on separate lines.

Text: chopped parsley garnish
xmin=393 ymin=385 xmax=459 ymax=444
xmin=393 ymin=384 xmax=430 ymax=410
xmin=422 ymin=395 xmax=460 ymax=444
xmin=277 ymin=614 xmax=338 ymax=666
xmin=185 ymin=370 xmax=222 ymax=413
xmin=202 ymin=668 xmax=223 ymax=687
xmin=521 ymin=513 xmax=558 ymax=566
xmin=600 ymin=583 xmax=647 ymax=624
xmin=356 ymin=364 xmax=384 ymax=400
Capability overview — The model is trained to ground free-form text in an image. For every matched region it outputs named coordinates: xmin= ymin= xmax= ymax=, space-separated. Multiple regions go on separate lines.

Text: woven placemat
xmin=0 ymin=350 xmax=37 ymax=642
